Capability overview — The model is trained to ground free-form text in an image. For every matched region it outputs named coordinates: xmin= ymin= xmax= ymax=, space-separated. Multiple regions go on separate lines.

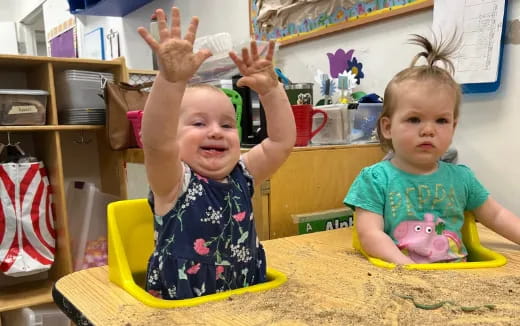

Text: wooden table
xmin=53 ymin=225 xmax=520 ymax=325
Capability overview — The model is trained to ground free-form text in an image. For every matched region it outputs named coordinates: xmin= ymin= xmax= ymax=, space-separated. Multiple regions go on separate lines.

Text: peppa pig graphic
xmin=393 ymin=213 xmax=462 ymax=263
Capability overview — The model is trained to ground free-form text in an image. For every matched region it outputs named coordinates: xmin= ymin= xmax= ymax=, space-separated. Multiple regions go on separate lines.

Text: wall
xmin=275 ymin=2 xmax=520 ymax=215
xmin=7 ymin=0 xmax=520 ymax=214
xmin=0 ymin=22 xmax=18 ymax=54
xmin=144 ymin=0 xmax=520 ymax=214
xmin=120 ymin=0 xmax=250 ymax=69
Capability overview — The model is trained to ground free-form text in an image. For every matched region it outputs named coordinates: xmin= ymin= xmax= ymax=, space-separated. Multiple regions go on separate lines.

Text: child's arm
xmin=137 ymin=7 xmax=211 ymax=215
xmin=473 ymin=197 xmax=520 ymax=244
xmin=356 ymin=208 xmax=416 ymax=265
xmin=229 ymin=41 xmax=296 ymax=185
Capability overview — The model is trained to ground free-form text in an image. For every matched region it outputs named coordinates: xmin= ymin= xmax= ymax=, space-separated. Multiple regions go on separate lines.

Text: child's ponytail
xmin=408 ymin=33 xmax=458 ymax=75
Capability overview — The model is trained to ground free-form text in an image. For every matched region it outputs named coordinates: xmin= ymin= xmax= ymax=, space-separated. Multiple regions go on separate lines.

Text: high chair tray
xmin=352 ymin=211 xmax=507 ymax=270
xmin=107 ymin=199 xmax=287 ymax=308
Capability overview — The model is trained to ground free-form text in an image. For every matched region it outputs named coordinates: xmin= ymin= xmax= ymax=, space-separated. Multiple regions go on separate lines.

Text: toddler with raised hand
xmin=137 ymin=7 xmax=296 ymax=299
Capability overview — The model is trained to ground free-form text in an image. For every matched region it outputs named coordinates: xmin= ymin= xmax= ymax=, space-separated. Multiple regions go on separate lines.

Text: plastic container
xmin=1 ymin=303 xmax=68 ymax=326
xmin=191 ymin=40 xmax=277 ymax=84
xmin=348 ymin=102 xmax=382 ymax=143
xmin=311 ymin=104 xmax=349 ymax=145
xmin=108 ymin=199 xmax=287 ymax=308
xmin=352 ymin=212 xmax=507 ymax=270
xmin=55 ymin=69 xmax=113 ymax=110
xmin=0 ymin=89 xmax=48 ymax=125
xmin=193 ymin=33 xmax=233 ymax=57
xmin=66 ymin=181 xmax=118 ymax=271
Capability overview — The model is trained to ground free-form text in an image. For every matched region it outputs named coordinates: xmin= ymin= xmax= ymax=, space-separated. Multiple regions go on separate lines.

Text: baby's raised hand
xmin=137 ymin=7 xmax=212 ymax=83
xmin=229 ymin=40 xmax=279 ymax=96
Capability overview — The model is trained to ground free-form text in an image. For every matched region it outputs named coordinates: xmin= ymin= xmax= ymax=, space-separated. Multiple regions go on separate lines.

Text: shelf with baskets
xmin=0 ymin=54 xmax=127 ymax=312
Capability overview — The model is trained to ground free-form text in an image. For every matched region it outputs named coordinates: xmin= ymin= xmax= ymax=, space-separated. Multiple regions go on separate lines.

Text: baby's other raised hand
xmin=229 ymin=40 xmax=279 ymax=96
xmin=137 ymin=7 xmax=212 ymax=83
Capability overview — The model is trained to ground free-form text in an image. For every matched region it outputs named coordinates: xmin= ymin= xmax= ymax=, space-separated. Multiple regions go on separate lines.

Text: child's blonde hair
xmin=377 ymin=34 xmax=462 ymax=153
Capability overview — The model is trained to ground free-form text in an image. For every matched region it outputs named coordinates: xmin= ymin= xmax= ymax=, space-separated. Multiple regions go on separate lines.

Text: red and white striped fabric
xmin=0 ymin=162 xmax=55 ymax=277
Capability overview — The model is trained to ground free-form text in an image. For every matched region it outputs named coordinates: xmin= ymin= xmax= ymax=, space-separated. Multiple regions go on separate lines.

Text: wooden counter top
xmin=53 ymin=224 xmax=520 ymax=325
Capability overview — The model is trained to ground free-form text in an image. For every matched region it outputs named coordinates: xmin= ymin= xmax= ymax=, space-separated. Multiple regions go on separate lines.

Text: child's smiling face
xmin=177 ymin=87 xmax=240 ymax=181
xmin=379 ymin=79 xmax=458 ymax=174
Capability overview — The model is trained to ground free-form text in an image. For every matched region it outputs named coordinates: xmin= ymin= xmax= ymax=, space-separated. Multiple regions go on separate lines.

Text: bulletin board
xmin=250 ymin=0 xmax=433 ymax=46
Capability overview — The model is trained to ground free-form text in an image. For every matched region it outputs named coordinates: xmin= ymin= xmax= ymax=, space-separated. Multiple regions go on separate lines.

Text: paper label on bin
xmin=9 ymin=105 xmax=38 ymax=114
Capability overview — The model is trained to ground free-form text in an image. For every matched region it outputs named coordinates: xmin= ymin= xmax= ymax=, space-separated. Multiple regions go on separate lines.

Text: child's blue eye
xmin=407 ymin=117 xmax=420 ymax=123
xmin=222 ymin=124 xmax=234 ymax=129
xmin=193 ymin=122 xmax=205 ymax=127
xmin=437 ymin=118 xmax=449 ymax=124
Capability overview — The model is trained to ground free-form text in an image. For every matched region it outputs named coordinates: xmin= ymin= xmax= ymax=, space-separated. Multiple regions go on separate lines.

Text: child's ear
xmin=380 ymin=116 xmax=392 ymax=139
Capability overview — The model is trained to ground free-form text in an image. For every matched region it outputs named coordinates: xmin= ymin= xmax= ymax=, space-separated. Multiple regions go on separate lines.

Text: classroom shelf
xmin=0 ymin=280 xmax=54 ymax=312
xmin=68 ymin=0 xmax=154 ymax=17
xmin=0 ymin=53 xmax=127 ymax=312
xmin=0 ymin=125 xmax=104 ymax=132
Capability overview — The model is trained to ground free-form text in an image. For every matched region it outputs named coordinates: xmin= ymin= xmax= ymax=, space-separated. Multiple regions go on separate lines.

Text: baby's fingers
xmin=229 ymin=51 xmax=249 ymax=75
xmin=137 ymin=27 xmax=160 ymax=52
xmin=184 ymin=16 xmax=199 ymax=44
xmin=264 ymin=40 xmax=276 ymax=62
xmin=193 ymin=49 xmax=213 ymax=67
xmin=236 ymin=76 xmax=255 ymax=89
xmin=250 ymin=40 xmax=259 ymax=61
xmin=156 ymin=9 xmax=170 ymax=41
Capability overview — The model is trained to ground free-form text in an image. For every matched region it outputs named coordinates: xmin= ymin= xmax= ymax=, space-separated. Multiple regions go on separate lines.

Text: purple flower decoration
xmin=327 ymin=49 xmax=353 ymax=78
xmin=346 ymin=57 xmax=365 ymax=84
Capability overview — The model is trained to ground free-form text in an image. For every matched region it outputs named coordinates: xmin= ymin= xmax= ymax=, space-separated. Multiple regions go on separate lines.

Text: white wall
xmin=150 ymin=0 xmax=520 ymax=215
xmin=0 ymin=22 xmax=19 ymax=54
xmin=0 ymin=0 xmax=42 ymax=22
xmin=120 ymin=0 xmax=250 ymax=69
xmin=7 ymin=0 xmax=520 ymax=214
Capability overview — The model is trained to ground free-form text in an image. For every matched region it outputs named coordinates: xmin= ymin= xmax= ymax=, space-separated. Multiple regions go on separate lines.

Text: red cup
xmin=291 ymin=104 xmax=328 ymax=146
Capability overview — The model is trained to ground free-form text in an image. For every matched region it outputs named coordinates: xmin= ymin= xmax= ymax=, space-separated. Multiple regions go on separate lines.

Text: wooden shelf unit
xmin=0 ymin=54 xmax=127 ymax=312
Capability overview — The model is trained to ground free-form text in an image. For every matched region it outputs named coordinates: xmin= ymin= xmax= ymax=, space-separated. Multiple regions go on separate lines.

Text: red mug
xmin=291 ymin=104 xmax=328 ymax=146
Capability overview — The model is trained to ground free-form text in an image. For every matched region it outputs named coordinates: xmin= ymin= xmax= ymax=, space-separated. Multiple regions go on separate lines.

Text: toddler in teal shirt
xmin=345 ymin=34 xmax=520 ymax=265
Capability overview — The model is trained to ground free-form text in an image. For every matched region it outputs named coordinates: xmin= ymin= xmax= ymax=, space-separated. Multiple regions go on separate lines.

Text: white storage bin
xmin=311 ymin=104 xmax=350 ymax=145
xmin=0 ymin=89 xmax=48 ymax=125
xmin=55 ymin=69 xmax=113 ymax=110
xmin=1 ymin=304 xmax=68 ymax=326
xmin=66 ymin=181 xmax=118 ymax=271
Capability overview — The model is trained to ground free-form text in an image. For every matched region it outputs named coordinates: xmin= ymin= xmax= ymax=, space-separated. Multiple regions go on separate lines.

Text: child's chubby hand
xmin=137 ymin=7 xmax=212 ymax=83
xmin=229 ymin=40 xmax=279 ymax=96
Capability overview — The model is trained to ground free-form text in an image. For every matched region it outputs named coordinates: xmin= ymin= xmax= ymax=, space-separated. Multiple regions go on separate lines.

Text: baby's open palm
xmin=137 ymin=7 xmax=212 ymax=83
xmin=230 ymin=40 xmax=278 ymax=96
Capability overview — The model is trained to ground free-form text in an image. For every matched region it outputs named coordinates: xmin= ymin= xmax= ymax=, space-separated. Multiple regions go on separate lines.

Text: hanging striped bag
xmin=0 ymin=161 xmax=56 ymax=277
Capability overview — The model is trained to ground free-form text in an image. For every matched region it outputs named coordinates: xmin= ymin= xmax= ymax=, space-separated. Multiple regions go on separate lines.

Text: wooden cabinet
xmin=257 ymin=144 xmax=384 ymax=239
xmin=122 ymin=144 xmax=384 ymax=241
xmin=0 ymin=54 xmax=127 ymax=312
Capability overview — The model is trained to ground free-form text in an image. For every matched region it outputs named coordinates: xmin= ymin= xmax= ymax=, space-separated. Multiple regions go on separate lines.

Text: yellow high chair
xmin=107 ymin=199 xmax=287 ymax=308
xmin=352 ymin=212 xmax=507 ymax=270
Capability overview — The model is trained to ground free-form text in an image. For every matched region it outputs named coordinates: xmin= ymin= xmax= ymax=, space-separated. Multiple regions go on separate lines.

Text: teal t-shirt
xmin=344 ymin=160 xmax=489 ymax=263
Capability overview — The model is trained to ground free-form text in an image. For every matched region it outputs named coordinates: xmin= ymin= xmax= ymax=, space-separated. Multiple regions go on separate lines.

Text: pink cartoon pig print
xmin=393 ymin=213 xmax=462 ymax=263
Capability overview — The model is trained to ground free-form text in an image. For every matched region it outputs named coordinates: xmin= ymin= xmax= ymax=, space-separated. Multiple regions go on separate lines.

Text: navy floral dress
xmin=145 ymin=160 xmax=267 ymax=300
